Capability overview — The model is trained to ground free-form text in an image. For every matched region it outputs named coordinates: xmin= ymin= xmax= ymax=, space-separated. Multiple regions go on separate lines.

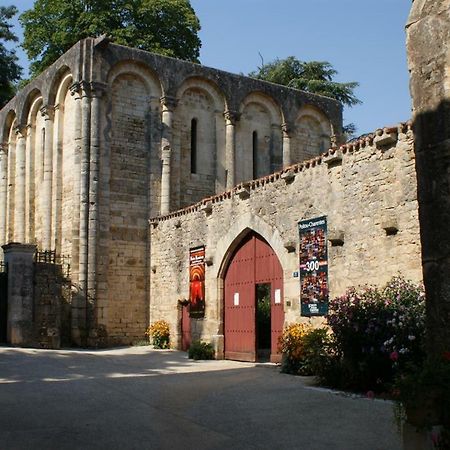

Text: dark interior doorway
xmin=256 ymin=283 xmax=271 ymax=362
xmin=0 ymin=272 xmax=8 ymax=343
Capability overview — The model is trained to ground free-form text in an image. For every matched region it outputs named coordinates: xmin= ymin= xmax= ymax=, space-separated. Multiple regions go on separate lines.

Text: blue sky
xmin=9 ymin=0 xmax=412 ymax=136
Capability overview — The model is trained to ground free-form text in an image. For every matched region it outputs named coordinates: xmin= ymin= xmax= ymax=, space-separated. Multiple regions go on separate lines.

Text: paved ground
xmin=0 ymin=346 xmax=401 ymax=450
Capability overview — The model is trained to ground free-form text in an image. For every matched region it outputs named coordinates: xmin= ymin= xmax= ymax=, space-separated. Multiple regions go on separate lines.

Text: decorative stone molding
xmin=284 ymin=241 xmax=296 ymax=253
xmin=374 ymin=128 xmax=398 ymax=148
xmin=328 ymin=229 xmax=345 ymax=246
xmin=382 ymin=217 xmax=399 ymax=236
xmin=323 ymin=149 xmax=343 ymax=167
xmin=282 ymin=122 xmax=293 ymax=137
xmin=40 ymin=104 xmax=55 ymax=120
xmin=160 ymin=96 xmax=178 ymax=111
xmin=14 ymin=123 xmax=27 ymax=138
xmin=200 ymin=201 xmax=213 ymax=215
xmin=236 ymin=184 xmax=251 ymax=199
xmin=90 ymin=81 xmax=108 ymax=98
xmin=281 ymin=169 xmax=295 ymax=184
xmin=224 ymin=110 xmax=240 ymax=125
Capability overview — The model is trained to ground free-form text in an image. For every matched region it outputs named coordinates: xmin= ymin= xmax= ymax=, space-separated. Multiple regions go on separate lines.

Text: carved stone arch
xmin=214 ymin=212 xmax=288 ymax=280
xmin=1 ymin=110 xmax=17 ymax=147
xmin=296 ymin=105 xmax=332 ymax=137
xmin=176 ymin=77 xmax=227 ymax=113
xmin=47 ymin=66 xmax=73 ymax=108
xmin=239 ymin=91 xmax=284 ymax=125
xmin=107 ymin=60 xmax=163 ymax=103
xmin=25 ymin=91 xmax=44 ymax=126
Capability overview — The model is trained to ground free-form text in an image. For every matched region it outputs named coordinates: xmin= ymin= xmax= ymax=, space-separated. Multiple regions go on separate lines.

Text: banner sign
xmin=189 ymin=246 xmax=205 ymax=318
xmin=299 ymin=216 xmax=329 ymax=316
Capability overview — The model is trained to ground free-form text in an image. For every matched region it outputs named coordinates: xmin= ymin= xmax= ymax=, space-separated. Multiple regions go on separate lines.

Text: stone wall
xmin=149 ymin=123 xmax=423 ymax=349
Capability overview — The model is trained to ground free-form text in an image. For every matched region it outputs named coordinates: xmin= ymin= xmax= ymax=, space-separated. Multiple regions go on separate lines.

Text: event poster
xmin=189 ymin=246 xmax=205 ymax=318
xmin=299 ymin=216 xmax=329 ymax=316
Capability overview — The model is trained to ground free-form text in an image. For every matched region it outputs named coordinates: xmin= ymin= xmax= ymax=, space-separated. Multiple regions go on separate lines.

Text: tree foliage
xmin=249 ymin=56 xmax=361 ymax=107
xmin=20 ymin=0 xmax=201 ymax=77
xmin=0 ymin=5 xmax=22 ymax=108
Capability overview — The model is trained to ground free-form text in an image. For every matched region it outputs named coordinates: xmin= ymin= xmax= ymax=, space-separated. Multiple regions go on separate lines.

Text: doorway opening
xmin=256 ymin=283 xmax=271 ymax=362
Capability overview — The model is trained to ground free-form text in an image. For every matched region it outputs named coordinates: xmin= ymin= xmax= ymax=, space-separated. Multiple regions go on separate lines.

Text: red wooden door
xmin=255 ymin=235 xmax=284 ymax=363
xmin=181 ymin=304 xmax=191 ymax=351
xmin=224 ymin=233 xmax=284 ymax=362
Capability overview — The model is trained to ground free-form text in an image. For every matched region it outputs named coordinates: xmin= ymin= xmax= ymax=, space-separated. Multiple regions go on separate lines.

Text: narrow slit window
xmin=252 ymin=131 xmax=258 ymax=179
xmin=191 ymin=118 xmax=197 ymax=174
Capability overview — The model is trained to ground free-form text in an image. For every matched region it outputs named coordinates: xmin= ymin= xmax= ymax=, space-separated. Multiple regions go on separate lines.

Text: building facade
xmin=0 ymin=37 xmax=343 ymax=347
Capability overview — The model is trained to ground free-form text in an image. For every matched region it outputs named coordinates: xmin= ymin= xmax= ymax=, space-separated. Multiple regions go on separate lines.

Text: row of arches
xmin=0 ymin=59 xmax=334 ymax=255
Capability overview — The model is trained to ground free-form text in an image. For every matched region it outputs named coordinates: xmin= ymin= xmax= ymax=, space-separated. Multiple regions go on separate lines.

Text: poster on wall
xmin=299 ymin=216 xmax=329 ymax=316
xmin=189 ymin=246 xmax=205 ymax=318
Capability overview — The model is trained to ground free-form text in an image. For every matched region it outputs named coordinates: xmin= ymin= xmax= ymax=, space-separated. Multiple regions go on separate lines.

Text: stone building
xmin=0 ymin=37 xmax=344 ymax=347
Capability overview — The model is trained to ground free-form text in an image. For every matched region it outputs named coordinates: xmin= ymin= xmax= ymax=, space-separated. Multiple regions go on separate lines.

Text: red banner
xmin=189 ymin=246 xmax=205 ymax=318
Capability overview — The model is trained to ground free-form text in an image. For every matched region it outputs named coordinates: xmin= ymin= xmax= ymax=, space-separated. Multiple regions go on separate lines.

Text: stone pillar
xmin=224 ymin=110 xmax=239 ymax=189
xmin=282 ymin=123 xmax=292 ymax=167
xmin=87 ymin=82 xmax=106 ymax=334
xmin=405 ymin=2 xmax=450 ymax=446
xmin=0 ymin=144 xmax=8 ymax=246
xmin=40 ymin=105 xmax=55 ymax=250
xmin=24 ymin=124 xmax=33 ymax=243
xmin=160 ymin=96 xmax=177 ymax=215
xmin=75 ymin=81 xmax=91 ymax=344
xmin=3 ymin=243 xmax=36 ymax=345
xmin=13 ymin=125 xmax=26 ymax=243
xmin=406 ymin=0 xmax=450 ymax=358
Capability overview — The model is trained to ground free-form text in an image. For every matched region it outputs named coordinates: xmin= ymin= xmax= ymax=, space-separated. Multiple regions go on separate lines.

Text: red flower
xmin=443 ymin=351 xmax=450 ymax=361
xmin=390 ymin=351 xmax=399 ymax=362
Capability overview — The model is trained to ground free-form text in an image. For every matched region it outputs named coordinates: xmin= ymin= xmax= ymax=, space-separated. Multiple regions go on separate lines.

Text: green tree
xmin=249 ymin=56 xmax=361 ymax=136
xmin=20 ymin=0 xmax=201 ymax=78
xmin=0 ymin=5 xmax=22 ymax=108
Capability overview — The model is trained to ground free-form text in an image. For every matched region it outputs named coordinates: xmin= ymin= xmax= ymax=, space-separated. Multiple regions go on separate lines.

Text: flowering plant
xmin=278 ymin=323 xmax=332 ymax=375
xmin=145 ymin=320 xmax=170 ymax=349
xmin=326 ymin=277 xmax=425 ymax=391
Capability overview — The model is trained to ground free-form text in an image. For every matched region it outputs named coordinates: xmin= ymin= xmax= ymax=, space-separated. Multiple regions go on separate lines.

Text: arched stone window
xmin=252 ymin=130 xmax=258 ymax=179
xmin=191 ymin=118 xmax=198 ymax=174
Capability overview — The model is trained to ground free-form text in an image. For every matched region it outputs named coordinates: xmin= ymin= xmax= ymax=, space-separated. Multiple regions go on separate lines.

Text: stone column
xmin=160 ymin=96 xmax=177 ymax=215
xmin=87 ymin=82 xmax=106 ymax=325
xmin=40 ymin=105 xmax=55 ymax=250
xmin=282 ymin=123 xmax=292 ymax=167
xmin=24 ymin=124 xmax=33 ymax=243
xmin=0 ymin=144 xmax=8 ymax=246
xmin=14 ymin=125 xmax=26 ymax=243
xmin=224 ymin=110 xmax=239 ymax=189
xmin=3 ymin=243 xmax=37 ymax=345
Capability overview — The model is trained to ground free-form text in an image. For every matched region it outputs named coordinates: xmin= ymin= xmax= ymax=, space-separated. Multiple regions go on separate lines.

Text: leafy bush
xmin=326 ymin=277 xmax=425 ymax=391
xmin=145 ymin=320 xmax=170 ymax=349
xmin=188 ymin=341 xmax=215 ymax=360
xmin=278 ymin=323 xmax=332 ymax=376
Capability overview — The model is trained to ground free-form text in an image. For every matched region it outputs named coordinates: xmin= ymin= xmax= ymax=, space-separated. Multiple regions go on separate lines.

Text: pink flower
xmin=390 ymin=351 xmax=399 ymax=362
xmin=366 ymin=390 xmax=375 ymax=400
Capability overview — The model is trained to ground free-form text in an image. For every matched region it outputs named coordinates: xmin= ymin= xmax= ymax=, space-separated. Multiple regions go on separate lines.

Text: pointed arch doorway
xmin=223 ymin=232 xmax=284 ymax=363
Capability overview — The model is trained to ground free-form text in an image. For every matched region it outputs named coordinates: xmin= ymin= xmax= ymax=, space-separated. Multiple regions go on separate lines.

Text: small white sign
xmin=234 ymin=292 xmax=239 ymax=306
xmin=274 ymin=289 xmax=281 ymax=304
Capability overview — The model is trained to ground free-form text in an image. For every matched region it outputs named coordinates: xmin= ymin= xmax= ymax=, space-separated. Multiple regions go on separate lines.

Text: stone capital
xmin=14 ymin=123 xmax=27 ymax=138
xmin=40 ymin=105 xmax=55 ymax=120
xmin=0 ymin=142 xmax=7 ymax=155
xmin=69 ymin=82 xmax=82 ymax=97
xmin=160 ymin=96 xmax=178 ymax=111
xmin=224 ymin=110 xmax=240 ymax=125
xmin=90 ymin=81 xmax=108 ymax=98
xmin=282 ymin=122 xmax=293 ymax=137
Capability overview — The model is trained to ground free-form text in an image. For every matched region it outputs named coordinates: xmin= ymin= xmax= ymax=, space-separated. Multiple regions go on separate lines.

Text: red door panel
xmin=224 ymin=233 xmax=284 ymax=363
xmin=181 ymin=304 xmax=191 ymax=351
